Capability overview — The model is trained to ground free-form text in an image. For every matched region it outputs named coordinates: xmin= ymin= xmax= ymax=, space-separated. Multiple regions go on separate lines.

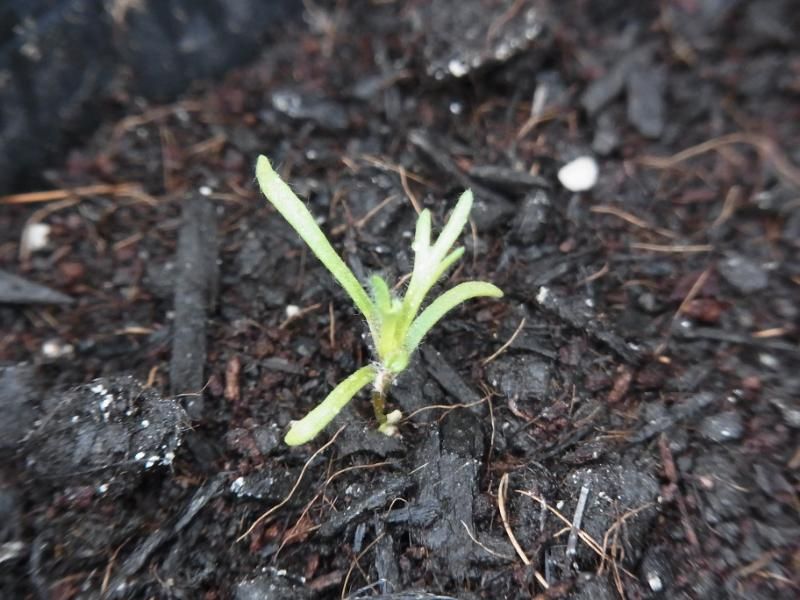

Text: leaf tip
xmin=487 ymin=284 xmax=504 ymax=298
xmin=283 ymin=421 xmax=307 ymax=446
xmin=255 ymin=155 xmax=274 ymax=181
xmin=457 ymin=188 xmax=474 ymax=210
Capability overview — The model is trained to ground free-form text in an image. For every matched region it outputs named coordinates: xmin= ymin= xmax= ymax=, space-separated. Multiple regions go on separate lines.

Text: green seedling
xmin=256 ymin=155 xmax=503 ymax=445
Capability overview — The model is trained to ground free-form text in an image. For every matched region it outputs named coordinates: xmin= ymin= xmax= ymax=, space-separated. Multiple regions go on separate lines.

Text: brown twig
xmin=1 ymin=183 xmax=143 ymax=205
xmin=101 ymin=537 xmax=131 ymax=594
xmin=461 ymin=520 xmax=513 ymax=560
xmin=331 ymin=194 xmax=399 ymax=235
xmin=399 ymin=166 xmax=422 ymax=215
xmin=277 ymin=460 xmax=393 ymax=557
xmin=631 ymin=242 xmax=713 ymax=253
xmin=402 ymin=395 xmax=490 ymax=422
xmin=482 ymin=317 xmax=526 ymax=365
xmin=710 ymin=186 xmax=742 ymax=229
xmin=598 ymin=502 xmax=656 ymax=574
xmin=186 ymin=133 xmax=227 ymax=156
xmin=578 ymin=262 xmax=610 ymax=285
xmin=751 ymin=327 xmax=789 ymax=339
xmin=656 ymin=266 xmax=712 ymax=355
xmin=110 ymin=101 xmax=203 ymax=144
xmin=499 ymin=474 xmax=549 ymax=589
xmin=486 ymin=0 xmax=526 ymax=44
xmin=359 ymin=154 xmax=429 ymax=214
xmin=516 ymin=490 xmax=638 ymax=581
xmin=486 ymin=386 xmax=496 ymax=463
xmin=279 ymin=302 xmax=323 ymax=329
xmin=340 ymin=532 xmax=385 ymax=599
xmin=237 ymin=426 xmax=345 ymax=542
xmin=638 ymin=132 xmax=800 ymax=189
xmin=658 ymin=435 xmax=700 ymax=552
xmin=590 ymin=205 xmax=678 ymax=239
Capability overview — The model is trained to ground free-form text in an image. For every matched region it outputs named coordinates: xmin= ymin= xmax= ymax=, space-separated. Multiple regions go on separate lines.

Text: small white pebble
xmin=758 ymin=353 xmax=778 ymax=368
xmin=134 ymin=451 xmax=146 ymax=461
xmin=41 ymin=339 xmax=74 ymax=359
xmin=285 ymin=304 xmax=301 ymax=318
xmin=557 ymin=156 xmax=599 ymax=192
xmin=99 ymin=396 xmax=113 ymax=420
xmin=536 ymin=286 xmax=550 ymax=304
xmin=447 ymin=58 xmax=469 ymax=77
xmin=230 ymin=477 xmax=245 ymax=494
xmin=97 ymin=483 xmax=109 ymax=494
xmin=21 ymin=223 xmax=51 ymax=255
xmin=199 ymin=185 xmax=212 ymax=196
xmin=141 ymin=420 xmax=150 ymax=428
xmin=647 ymin=573 xmax=663 ymax=592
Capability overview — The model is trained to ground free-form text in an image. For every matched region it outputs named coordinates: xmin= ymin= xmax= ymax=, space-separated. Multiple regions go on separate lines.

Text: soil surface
xmin=2 ymin=1 xmax=799 ymax=599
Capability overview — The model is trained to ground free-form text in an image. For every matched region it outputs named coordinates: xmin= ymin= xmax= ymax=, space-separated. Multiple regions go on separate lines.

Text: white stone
xmin=647 ymin=573 xmax=663 ymax=592
xmin=557 ymin=156 xmax=599 ymax=192
xmin=41 ymin=339 xmax=74 ymax=359
xmin=448 ymin=59 xmax=468 ymax=77
xmin=21 ymin=223 xmax=50 ymax=255
xmin=230 ymin=477 xmax=245 ymax=494
xmin=536 ymin=286 xmax=550 ymax=304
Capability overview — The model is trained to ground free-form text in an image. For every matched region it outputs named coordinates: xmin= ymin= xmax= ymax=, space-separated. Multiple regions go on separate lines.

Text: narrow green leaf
xmin=404 ymin=281 xmax=503 ymax=353
xmin=401 ymin=192 xmax=473 ymax=328
xmin=256 ymin=155 xmax=374 ymax=322
xmin=369 ymin=275 xmax=392 ymax=313
xmin=403 ymin=190 xmax=472 ymax=327
xmin=430 ymin=189 xmax=472 ymax=263
xmin=432 ymin=246 xmax=465 ymax=283
xmin=284 ymin=365 xmax=377 ymax=446
xmin=413 ymin=209 xmax=431 ymax=253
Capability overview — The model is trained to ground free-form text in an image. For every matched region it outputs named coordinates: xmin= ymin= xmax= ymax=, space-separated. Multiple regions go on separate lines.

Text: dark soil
xmin=2 ymin=1 xmax=799 ymax=598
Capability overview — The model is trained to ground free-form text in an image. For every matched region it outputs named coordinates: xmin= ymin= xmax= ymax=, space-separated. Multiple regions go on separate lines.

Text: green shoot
xmin=256 ymin=155 xmax=503 ymax=445
xmin=283 ymin=365 xmax=377 ymax=446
